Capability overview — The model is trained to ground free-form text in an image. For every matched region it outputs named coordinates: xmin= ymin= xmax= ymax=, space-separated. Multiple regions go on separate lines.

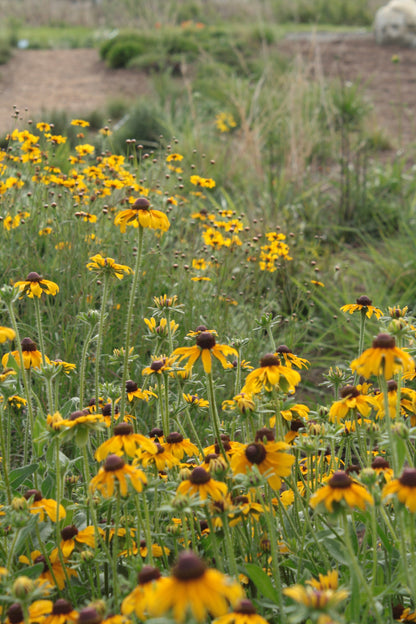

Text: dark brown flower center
xmin=245 ymin=443 xmax=267 ymax=465
xmin=255 ymin=427 xmax=275 ymax=442
xmin=155 ymin=443 xmax=165 ymax=454
xmin=61 ymin=525 xmax=79 ymax=540
xmin=276 ymin=345 xmax=291 ymax=354
xmin=8 ymin=604 xmax=24 ymax=624
xmin=356 ymin=295 xmax=372 ymax=306
xmin=328 ymin=471 xmax=352 ymax=489
xmin=26 ymin=272 xmax=42 ymax=282
xmin=196 ymin=332 xmax=216 ymax=350
xmin=34 ymin=555 xmax=48 ymax=572
xmin=126 ymin=380 xmax=138 ymax=392
xmin=399 ymin=468 xmax=416 ymax=487
xmin=138 ymin=565 xmax=161 ymax=585
xmin=114 ymin=423 xmax=133 ymax=436
xmin=372 ymin=333 xmax=395 ymax=349
xmin=204 ymin=453 xmax=220 ymax=464
xmin=234 ymin=495 xmax=249 ymax=505
xmin=166 ymin=432 xmax=183 ymax=444
xmin=69 ymin=409 xmax=89 ymax=421
xmin=150 ymin=358 xmax=166 ymax=372
xmin=387 ymin=380 xmax=398 ymax=392
xmin=340 ymin=385 xmax=360 ymax=399
xmin=21 ymin=337 xmax=37 ymax=352
xmin=235 ymin=600 xmax=257 ymax=615
xmin=52 ymin=600 xmax=73 ymax=615
xmin=104 ymin=454 xmax=125 ymax=472
xmin=78 ymin=607 xmax=102 ymax=624
xmin=189 ymin=467 xmax=211 ymax=484
xmin=291 ymin=419 xmax=304 ymax=432
xmin=149 ymin=427 xmax=163 ymax=438
xmin=371 ymin=456 xmax=390 ymax=470
xmin=24 ymin=489 xmax=42 ymax=502
xmin=260 ymin=353 xmax=280 ymax=368
xmin=172 ymin=551 xmax=207 ymax=581
xmin=195 ymin=325 xmax=207 ymax=332
xmin=133 ymin=197 xmax=150 ymax=210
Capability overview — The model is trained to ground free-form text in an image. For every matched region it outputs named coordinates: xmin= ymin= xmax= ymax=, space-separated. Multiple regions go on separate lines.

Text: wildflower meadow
xmin=1 ymin=2 xmax=416 ymax=624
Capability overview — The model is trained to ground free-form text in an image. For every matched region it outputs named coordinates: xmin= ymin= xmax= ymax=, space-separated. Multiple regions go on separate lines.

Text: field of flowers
xmin=0 ymin=111 xmax=416 ymax=624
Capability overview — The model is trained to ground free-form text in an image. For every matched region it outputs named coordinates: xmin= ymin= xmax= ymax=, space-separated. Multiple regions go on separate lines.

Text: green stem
xmin=120 ymin=226 xmax=144 ymax=420
xmin=79 ymin=322 xmax=95 ymax=409
xmin=379 ymin=376 xmax=399 ymax=474
xmin=141 ymin=491 xmax=154 ymax=565
xmin=205 ymin=370 xmax=229 ymax=465
xmin=95 ymin=274 xmax=110 ymax=413
xmin=0 ymin=403 xmax=11 ymax=503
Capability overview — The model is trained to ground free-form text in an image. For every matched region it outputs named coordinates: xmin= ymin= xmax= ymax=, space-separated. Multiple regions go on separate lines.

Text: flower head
xmin=241 ymin=353 xmax=301 ymax=395
xmin=329 ymin=384 xmax=375 ymax=424
xmin=24 ymin=489 xmax=66 ymax=522
xmin=351 ymin=333 xmax=414 ymax=379
xmin=2 ymin=338 xmax=48 ymax=370
xmin=14 ymin=272 xmax=59 ymax=298
xmin=383 ymin=468 xmax=416 ymax=512
xmin=340 ymin=295 xmax=383 ymax=319
xmin=114 ymin=197 xmax=170 ymax=233
xmin=0 ymin=326 xmax=15 ymax=343
xmin=310 ymin=471 xmax=373 ymax=513
xmin=177 ymin=467 xmax=228 ymax=501
xmin=173 ymin=331 xmax=237 ymax=374
xmin=148 ymin=551 xmax=243 ymax=622
xmin=86 ymin=254 xmax=132 ymax=280
xmin=89 ymin=454 xmax=147 ymax=498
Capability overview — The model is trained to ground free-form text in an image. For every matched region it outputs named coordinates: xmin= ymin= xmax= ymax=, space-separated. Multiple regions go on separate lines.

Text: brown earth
xmin=1 ymin=36 xmax=416 ymax=148
xmin=0 ymin=48 xmax=151 ymax=133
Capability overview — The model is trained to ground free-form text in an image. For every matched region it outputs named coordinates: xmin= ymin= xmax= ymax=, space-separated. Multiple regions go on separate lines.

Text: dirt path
xmin=0 ymin=48 xmax=150 ymax=132
xmin=278 ymin=33 xmax=416 ymax=149
xmin=1 ymin=37 xmax=416 ymax=148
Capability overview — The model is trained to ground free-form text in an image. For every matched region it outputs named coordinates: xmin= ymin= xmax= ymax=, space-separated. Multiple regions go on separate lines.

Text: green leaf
xmin=323 ymin=537 xmax=348 ymax=565
xmin=9 ymin=463 xmax=39 ymax=489
xmin=20 ymin=562 xmax=44 ymax=578
xmin=245 ymin=563 xmax=280 ymax=603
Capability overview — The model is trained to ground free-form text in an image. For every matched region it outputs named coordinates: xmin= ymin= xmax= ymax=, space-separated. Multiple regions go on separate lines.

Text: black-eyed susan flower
xmin=228 ymin=493 xmax=264 ymax=526
xmin=0 ymin=326 xmax=15 ymax=343
xmin=393 ymin=605 xmax=416 ymax=622
xmin=126 ymin=380 xmax=156 ymax=402
xmin=310 ymin=471 xmax=373 ymax=513
xmin=42 ymin=599 xmax=78 ymax=624
xmin=172 ymin=331 xmax=237 ymax=374
xmin=144 ymin=316 xmax=179 ymax=336
xmin=164 ymin=432 xmax=199 ymax=460
xmin=6 ymin=601 xmax=53 ymax=624
xmin=212 ymin=600 xmax=269 ymax=624
xmin=329 ymin=384 xmax=375 ymax=424
xmin=222 ymin=392 xmax=255 ymax=414
xmin=275 ymin=345 xmax=310 ymax=369
xmin=177 ymin=466 xmax=228 ymax=501
xmin=19 ymin=551 xmax=76 ymax=590
xmin=200 ymin=453 xmax=228 ymax=474
xmin=230 ymin=429 xmax=294 ymax=490
xmin=77 ymin=607 xmax=126 ymax=624
xmin=95 ymin=423 xmax=157 ymax=461
xmin=350 ymin=333 xmax=414 ymax=379
xmin=371 ymin=456 xmax=394 ymax=482
xmin=121 ymin=566 xmax=163 ymax=619
xmin=383 ymin=468 xmax=416 ymax=512
xmin=203 ymin=435 xmax=242 ymax=458
xmin=58 ymin=524 xmax=102 ymax=557
xmin=148 ymin=550 xmax=243 ymax=622
xmin=142 ymin=355 xmax=176 ymax=376
xmin=183 ymin=393 xmax=209 ymax=408
xmin=86 ymin=253 xmax=132 ymax=280
xmin=136 ymin=442 xmax=179 ymax=471
xmin=24 ymin=489 xmax=66 ymax=522
xmin=284 ymin=580 xmax=348 ymax=611
xmin=340 ymin=295 xmax=383 ymax=319
xmin=372 ymin=380 xmax=416 ymax=421
xmin=2 ymin=337 xmax=48 ymax=370
xmin=139 ymin=540 xmax=170 ymax=559
xmin=114 ymin=197 xmax=170 ymax=233
xmin=241 ymin=353 xmax=301 ymax=395
xmin=89 ymin=454 xmax=147 ymax=498
xmin=14 ymin=272 xmax=59 ymax=298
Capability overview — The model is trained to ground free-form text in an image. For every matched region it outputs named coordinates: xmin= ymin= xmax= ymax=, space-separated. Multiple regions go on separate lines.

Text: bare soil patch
xmin=0 ymin=48 xmax=150 ymax=133
xmin=277 ymin=33 xmax=416 ymax=149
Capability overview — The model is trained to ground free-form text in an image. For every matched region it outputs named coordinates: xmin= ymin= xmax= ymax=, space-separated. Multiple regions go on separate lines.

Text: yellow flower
xmin=138 ymin=443 xmax=180 ymax=471
xmin=58 ymin=524 xmax=102 ymax=557
xmin=172 ymin=331 xmax=237 ymax=374
xmin=310 ymin=471 xmax=373 ymax=512
xmin=190 ymin=175 xmax=216 ymax=189
xmin=0 ymin=326 xmax=15 ymax=343
xmin=329 ymin=384 xmax=375 ymax=424
xmin=125 ymin=380 xmax=156 ymax=402
xmin=144 ymin=317 xmax=179 ymax=336
xmin=166 ymin=153 xmax=184 ymax=162
xmin=86 ymin=253 xmax=132 ymax=280
xmin=212 ymin=600 xmax=268 ymax=624
xmin=383 ymin=468 xmax=416 ymax=512
xmin=241 ymin=353 xmax=301 ymax=395
xmin=42 ymin=599 xmax=78 ymax=624
xmin=164 ymin=432 xmax=199 ymax=459
xmin=142 ymin=355 xmax=176 ymax=376
xmin=71 ymin=119 xmax=90 ymax=127
xmin=183 ymin=393 xmax=209 ymax=408
xmin=177 ymin=467 xmax=228 ymax=501
xmin=284 ymin=583 xmax=348 ymax=610
xmin=340 ymin=295 xmax=383 ymax=319
xmin=2 ymin=337 xmax=48 ymax=370
xmin=121 ymin=566 xmax=163 ymax=618
xmin=351 ymin=333 xmax=414 ymax=380
xmin=89 ymin=454 xmax=147 ymax=498
xmin=149 ymin=551 xmax=243 ymax=622
xmin=24 ymin=489 xmax=66 ymax=522
xmin=230 ymin=429 xmax=294 ymax=490
xmin=75 ymin=211 xmax=97 ymax=223
xmin=94 ymin=422 xmax=157 ymax=461
xmin=14 ymin=272 xmax=59 ymax=298
xmin=114 ymin=197 xmax=170 ymax=233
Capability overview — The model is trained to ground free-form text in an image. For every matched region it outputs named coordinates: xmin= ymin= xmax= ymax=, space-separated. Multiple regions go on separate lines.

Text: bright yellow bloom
xmin=329 ymin=384 xmax=375 ymax=424
xmin=212 ymin=600 xmax=268 ymax=624
xmin=0 ymin=326 xmax=15 ymax=343
xmin=71 ymin=119 xmax=90 ymax=127
xmin=383 ymin=468 xmax=416 ymax=512
xmin=190 ymin=175 xmax=216 ymax=188
xmin=149 ymin=551 xmax=243 ymax=622
xmin=114 ymin=197 xmax=170 ymax=233
xmin=310 ymin=471 xmax=373 ymax=512
xmin=242 ymin=353 xmax=301 ymax=395
xmin=14 ymin=272 xmax=59 ymax=298
xmin=94 ymin=422 xmax=157 ymax=461
xmin=340 ymin=295 xmax=383 ymax=319
xmin=86 ymin=253 xmax=132 ymax=280
xmin=121 ymin=566 xmax=163 ymax=618
xmin=173 ymin=331 xmax=237 ymax=374
xmin=177 ymin=467 xmax=228 ymax=501
xmin=351 ymin=333 xmax=414 ymax=380
xmin=89 ymin=454 xmax=147 ymax=498
xmin=2 ymin=338 xmax=48 ymax=370
xmin=24 ymin=489 xmax=66 ymax=522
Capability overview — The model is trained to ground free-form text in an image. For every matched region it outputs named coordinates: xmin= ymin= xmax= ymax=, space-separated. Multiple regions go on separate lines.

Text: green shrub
xmin=112 ymin=99 xmax=170 ymax=151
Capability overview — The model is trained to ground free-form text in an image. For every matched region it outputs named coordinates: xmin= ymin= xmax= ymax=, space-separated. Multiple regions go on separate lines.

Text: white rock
xmin=374 ymin=0 xmax=416 ymax=47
